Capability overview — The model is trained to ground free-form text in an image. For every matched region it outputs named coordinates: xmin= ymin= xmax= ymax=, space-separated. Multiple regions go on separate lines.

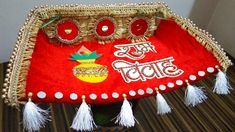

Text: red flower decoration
xmin=95 ymin=18 xmax=115 ymax=38
xmin=130 ymin=18 xmax=148 ymax=37
xmin=56 ymin=19 xmax=79 ymax=44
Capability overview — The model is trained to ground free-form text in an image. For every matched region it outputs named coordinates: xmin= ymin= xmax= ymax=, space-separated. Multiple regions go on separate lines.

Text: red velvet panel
xmin=24 ymin=20 xmax=219 ymax=104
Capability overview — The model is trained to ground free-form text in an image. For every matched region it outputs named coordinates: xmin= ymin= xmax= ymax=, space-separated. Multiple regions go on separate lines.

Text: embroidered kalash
xmin=2 ymin=2 xmax=233 ymax=132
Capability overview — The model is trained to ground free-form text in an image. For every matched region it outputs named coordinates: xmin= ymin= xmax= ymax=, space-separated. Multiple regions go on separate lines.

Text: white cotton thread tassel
xmin=115 ymin=94 xmax=136 ymax=128
xmin=155 ymin=88 xmax=171 ymax=115
xmin=185 ymin=80 xmax=207 ymax=107
xmin=71 ymin=95 xmax=96 ymax=131
xmin=213 ymin=65 xmax=232 ymax=94
xmin=23 ymin=92 xmax=49 ymax=132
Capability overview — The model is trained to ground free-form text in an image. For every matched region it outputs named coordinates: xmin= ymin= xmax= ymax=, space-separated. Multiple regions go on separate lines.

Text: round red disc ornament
xmin=56 ymin=19 xmax=80 ymax=44
xmin=95 ymin=17 xmax=116 ymax=39
xmin=129 ymin=17 xmax=149 ymax=37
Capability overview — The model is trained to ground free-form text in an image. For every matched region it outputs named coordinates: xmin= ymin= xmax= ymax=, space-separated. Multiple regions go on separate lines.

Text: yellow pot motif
xmin=73 ymin=59 xmax=108 ymax=83
xmin=70 ymin=48 xmax=108 ymax=83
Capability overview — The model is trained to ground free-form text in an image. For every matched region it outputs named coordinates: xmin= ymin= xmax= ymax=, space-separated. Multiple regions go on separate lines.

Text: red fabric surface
xmin=24 ymin=20 xmax=219 ymax=104
xmin=96 ymin=19 xmax=115 ymax=37
xmin=57 ymin=21 xmax=79 ymax=40
xmin=131 ymin=18 xmax=148 ymax=36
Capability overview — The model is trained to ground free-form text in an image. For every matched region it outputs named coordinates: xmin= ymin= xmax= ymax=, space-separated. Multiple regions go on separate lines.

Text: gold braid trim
xmin=16 ymin=18 xmax=43 ymax=104
xmin=172 ymin=15 xmax=233 ymax=71
xmin=2 ymin=8 xmax=44 ymax=107
xmin=37 ymin=3 xmax=170 ymax=19
xmin=1 ymin=2 xmax=232 ymax=107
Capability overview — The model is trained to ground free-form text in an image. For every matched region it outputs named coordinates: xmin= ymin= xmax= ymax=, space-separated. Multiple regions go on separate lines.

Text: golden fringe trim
xmin=2 ymin=2 xmax=232 ymax=107
xmin=18 ymin=19 xmax=44 ymax=103
xmin=16 ymin=19 xmax=44 ymax=105
xmin=2 ymin=10 xmax=44 ymax=107
xmin=172 ymin=15 xmax=233 ymax=71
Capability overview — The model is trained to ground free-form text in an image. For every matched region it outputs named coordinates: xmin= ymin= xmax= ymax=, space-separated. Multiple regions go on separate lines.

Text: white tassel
xmin=155 ymin=88 xmax=171 ymax=115
xmin=71 ymin=95 xmax=96 ymax=131
xmin=214 ymin=67 xmax=232 ymax=94
xmin=23 ymin=92 xmax=49 ymax=132
xmin=185 ymin=80 xmax=207 ymax=107
xmin=115 ymin=94 xmax=136 ymax=128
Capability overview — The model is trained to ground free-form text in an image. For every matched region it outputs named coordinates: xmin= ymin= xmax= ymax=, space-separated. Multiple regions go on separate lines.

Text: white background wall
xmin=207 ymin=0 xmax=235 ymax=58
xmin=1 ymin=0 xmax=233 ymax=63
xmin=189 ymin=0 xmax=220 ymax=29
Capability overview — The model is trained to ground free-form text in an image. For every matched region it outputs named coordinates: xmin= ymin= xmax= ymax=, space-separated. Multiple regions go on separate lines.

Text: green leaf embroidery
xmin=69 ymin=51 xmax=102 ymax=60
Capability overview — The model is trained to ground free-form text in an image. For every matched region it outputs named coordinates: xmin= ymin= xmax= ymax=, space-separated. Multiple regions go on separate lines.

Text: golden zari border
xmin=2 ymin=2 xmax=233 ymax=107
